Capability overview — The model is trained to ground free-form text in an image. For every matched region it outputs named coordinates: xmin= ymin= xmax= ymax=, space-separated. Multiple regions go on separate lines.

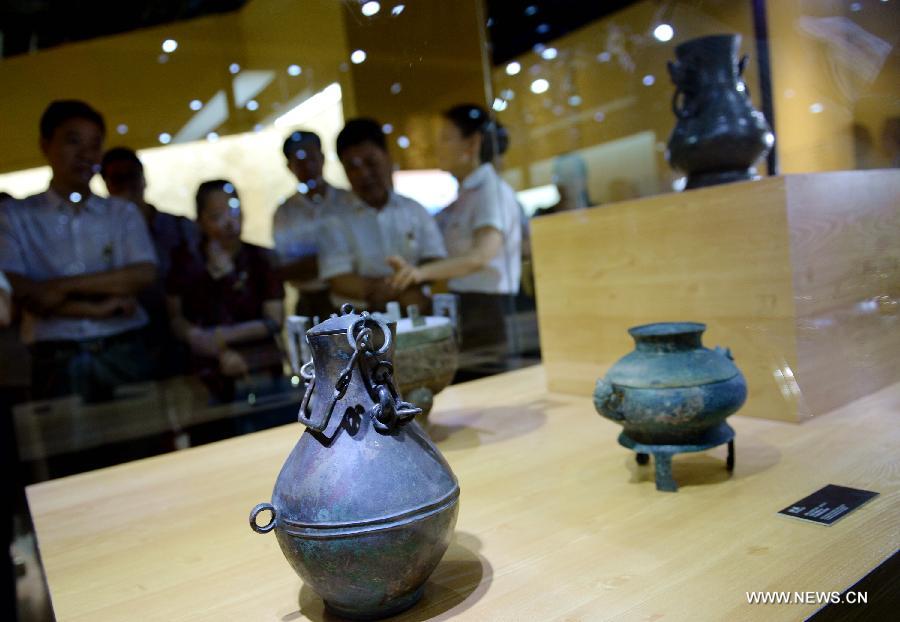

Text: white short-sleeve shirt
xmin=436 ymin=163 xmax=522 ymax=294
xmin=318 ymin=191 xmax=447 ymax=282
xmin=272 ymin=184 xmax=352 ymax=292
xmin=0 ymin=188 xmax=157 ymax=342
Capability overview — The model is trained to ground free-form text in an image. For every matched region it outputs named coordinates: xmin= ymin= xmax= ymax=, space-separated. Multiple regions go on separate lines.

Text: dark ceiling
xmin=0 ymin=0 xmax=247 ymax=57
xmin=486 ymin=0 xmax=638 ymax=65
xmin=0 ymin=0 xmax=638 ymax=64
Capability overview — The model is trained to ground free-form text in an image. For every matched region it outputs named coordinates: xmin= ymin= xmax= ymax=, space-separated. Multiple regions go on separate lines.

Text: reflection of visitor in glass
xmin=166 ymin=180 xmax=285 ymax=403
xmin=101 ymin=147 xmax=199 ymax=378
xmin=388 ymin=104 xmax=522 ymax=352
xmin=0 ymin=100 xmax=158 ymax=402
xmin=535 ymin=152 xmax=593 ymax=217
xmin=273 ymin=131 xmax=352 ymax=320
xmin=318 ymin=118 xmax=446 ymax=311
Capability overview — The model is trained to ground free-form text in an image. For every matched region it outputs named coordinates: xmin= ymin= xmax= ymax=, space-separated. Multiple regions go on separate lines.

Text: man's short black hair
xmin=100 ymin=147 xmax=143 ymax=177
xmin=40 ymin=100 xmax=105 ymax=140
xmin=196 ymin=179 xmax=238 ymax=219
xmin=282 ymin=130 xmax=322 ymax=160
xmin=336 ymin=118 xmax=387 ymax=158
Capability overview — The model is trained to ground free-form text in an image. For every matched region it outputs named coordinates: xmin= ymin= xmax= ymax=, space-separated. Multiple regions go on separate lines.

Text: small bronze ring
xmin=347 ymin=316 xmax=391 ymax=356
xmin=249 ymin=502 xmax=276 ymax=534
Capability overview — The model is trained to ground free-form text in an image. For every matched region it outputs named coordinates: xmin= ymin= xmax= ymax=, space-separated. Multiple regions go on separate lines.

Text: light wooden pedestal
xmin=531 ymin=170 xmax=900 ymax=422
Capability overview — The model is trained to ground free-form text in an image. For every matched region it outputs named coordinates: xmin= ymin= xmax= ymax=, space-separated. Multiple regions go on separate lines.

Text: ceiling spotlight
xmin=653 ymin=23 xmax=674 ymax=42
xmin=540 ymin=47 xmax=558 ymax=60
xmin=530 ymin=78 xmax=549 ymax=94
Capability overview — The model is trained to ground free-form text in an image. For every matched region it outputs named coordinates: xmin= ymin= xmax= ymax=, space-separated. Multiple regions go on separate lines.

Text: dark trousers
xmin=456 ymin=292 xmax=515 ymax=353
xmin=29 ymin=330 xmax=152 ymax=404
xmin=294 ymin=289 xmax=335 ymax=322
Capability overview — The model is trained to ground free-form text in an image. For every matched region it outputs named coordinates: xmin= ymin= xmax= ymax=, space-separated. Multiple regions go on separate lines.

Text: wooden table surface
xmin=27 ymin=366 xmax=899 ymax=621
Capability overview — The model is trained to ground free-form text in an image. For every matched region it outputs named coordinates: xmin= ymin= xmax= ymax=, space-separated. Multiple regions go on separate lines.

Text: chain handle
xmin=299 ymin=311 xmax=421 ymax=434
xmin=350 ymin=314 xmax=420 ymax=434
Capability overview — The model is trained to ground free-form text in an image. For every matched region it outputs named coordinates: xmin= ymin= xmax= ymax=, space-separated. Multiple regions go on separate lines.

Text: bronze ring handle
xmin=249 ymin=502 xmax=276 ymax=534
xmin=347 ymin=315 xmax=392 ymax=356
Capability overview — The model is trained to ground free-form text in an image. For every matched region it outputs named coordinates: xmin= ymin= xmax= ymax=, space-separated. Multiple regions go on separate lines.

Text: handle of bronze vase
xmin=738 ymin=54 xmax=751 ymax=98
xmin=249 ymin=502 xmax=277 ymax=534
xmin=714 ymin=345 xmax=735 ymax=361
xmin=669 ymin=61 xmax=691 ymax=120
xmin=594 ymin=378 xmax=625 ymax=421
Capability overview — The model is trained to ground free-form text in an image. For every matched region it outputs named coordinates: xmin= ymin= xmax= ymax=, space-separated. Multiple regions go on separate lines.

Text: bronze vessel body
xmin=251 ymin=305 xmax=459 ymax=619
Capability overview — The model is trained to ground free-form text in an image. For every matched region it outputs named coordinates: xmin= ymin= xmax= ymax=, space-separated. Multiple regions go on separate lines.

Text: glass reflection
xmin=0 ymin=0 xmax=892 ymax=475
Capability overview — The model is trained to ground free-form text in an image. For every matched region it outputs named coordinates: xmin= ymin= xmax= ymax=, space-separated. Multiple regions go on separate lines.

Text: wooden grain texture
xmin=27 ymin=366 xmax=900 ymax=622
xmin=531 ymin=171 xmax=900 ymax=422
xmin=785 ymin=171 xmax=900 ymax=316
xmin=531 ymin=175 xmax=800 ymax=422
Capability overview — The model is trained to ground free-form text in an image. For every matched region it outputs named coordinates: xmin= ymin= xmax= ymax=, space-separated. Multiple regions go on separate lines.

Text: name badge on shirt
xmin=404 ymin=231 xmax=419 ymax=258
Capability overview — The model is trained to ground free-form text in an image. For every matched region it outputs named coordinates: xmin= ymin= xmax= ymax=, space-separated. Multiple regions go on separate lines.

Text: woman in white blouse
xmin=387 ymin=104 xmax=522 ymax=351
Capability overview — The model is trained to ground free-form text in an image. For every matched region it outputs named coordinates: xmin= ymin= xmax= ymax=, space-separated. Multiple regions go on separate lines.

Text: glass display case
xmin=0 ymin=1 xmax=897 ymax=620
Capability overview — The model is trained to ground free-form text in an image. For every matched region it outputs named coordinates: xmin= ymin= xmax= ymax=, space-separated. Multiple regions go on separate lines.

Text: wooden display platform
xmin=27 ymin=366 xmax=899 ymax=621
xmin=530 ymin=170 xmax=900 ymax=422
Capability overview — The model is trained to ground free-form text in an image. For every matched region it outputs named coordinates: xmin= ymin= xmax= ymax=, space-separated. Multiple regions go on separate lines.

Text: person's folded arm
xmin=212 ymin=302 xmax=283 ymax=346
xmin=5 ymin=272 xmax=70 ymax=315
xmin=56 ymin=201 xmax=160 ymax=297
xmin=387 ymin=226 xmax=503 ymax=290
xmin=50 ymin=297 xmax=138 ymax=319
xmin=168 ymin=295 xmax=218 ymax=358
xmin=168 ymin=294 xmax=285 ymax=359
xmin=5 ymin=261 xmax=156 ymax=316
xmin=50 ymin=262 xmax=158 ymax=297
xmin=272 ymin=207 xmax=320 ymax=283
